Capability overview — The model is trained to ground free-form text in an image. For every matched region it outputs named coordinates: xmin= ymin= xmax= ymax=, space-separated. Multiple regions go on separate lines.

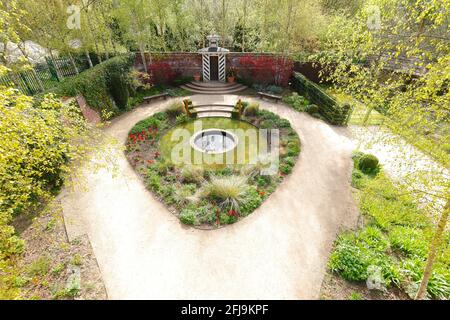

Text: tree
xmin=317 ymin=0 xmax=450 ymax=299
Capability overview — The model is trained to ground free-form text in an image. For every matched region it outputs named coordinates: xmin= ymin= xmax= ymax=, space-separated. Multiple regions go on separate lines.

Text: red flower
xmin=147 ymin=159 xmax=154 ymax=165
xmin=154 ymin=151 xmax=161 ymax=158
xmin=258 ymin=191 xmax=266 ymax=197
xmin=228 ymin=210 xmax=238 ymax=217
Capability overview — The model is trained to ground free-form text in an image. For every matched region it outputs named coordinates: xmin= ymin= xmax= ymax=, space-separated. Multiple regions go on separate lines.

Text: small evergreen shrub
xmin=358 ymin=154 xmax=379 ymax=174
xmin=180 ymin=210 xmax=196 ymax=225
xmin=305 ymin=104 xmax=319 ymax=115
xmin=282 ymin=92 xmax=308 ymax=111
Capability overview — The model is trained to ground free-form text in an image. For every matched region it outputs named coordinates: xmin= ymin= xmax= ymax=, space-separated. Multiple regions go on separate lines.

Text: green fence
xmin=0 ymin=54 xmax=103 ymax=96
xmin=291 ymin=72 xmax=352 ymax=125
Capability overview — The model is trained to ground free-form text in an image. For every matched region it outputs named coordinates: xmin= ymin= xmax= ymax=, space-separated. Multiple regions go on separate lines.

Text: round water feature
xmin=190 ymin=129 xmax=238 ymax=154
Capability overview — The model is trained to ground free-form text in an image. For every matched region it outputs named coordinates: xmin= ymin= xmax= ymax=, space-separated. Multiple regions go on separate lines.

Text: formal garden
xmin=0 ymin=0 xmax=449 ymax=302
xmin=125 ymin=100 xmax=300 ymax=227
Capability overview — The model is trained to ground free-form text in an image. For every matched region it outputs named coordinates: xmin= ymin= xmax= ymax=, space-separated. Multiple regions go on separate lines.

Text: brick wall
xmin=136 ymin=53 xmax=202 ymax=77
xmin=134 ymin=52 xmax=294 ymax=86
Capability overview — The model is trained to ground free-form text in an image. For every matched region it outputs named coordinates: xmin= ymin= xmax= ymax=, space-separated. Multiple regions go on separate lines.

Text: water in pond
xmin=192 ymin=129 xmax=237 ymax=154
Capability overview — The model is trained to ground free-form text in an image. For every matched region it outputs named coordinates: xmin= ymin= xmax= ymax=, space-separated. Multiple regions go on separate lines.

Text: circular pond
xmin=159 ymin=117 xmax=265 ymax=168
xmin=190 ymin=129 xmax=238 ymax=154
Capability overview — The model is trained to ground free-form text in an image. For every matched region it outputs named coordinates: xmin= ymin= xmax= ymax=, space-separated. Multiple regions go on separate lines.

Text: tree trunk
xmin=221 ymin=0 xmax=226 ymax=47
xmin=68 ymin=52 xmax=80 ymax=74
xmin=85 ymin=51 xmax=94 ymax=68
xmin=102 ymin=37 xmax=110 ymax=60
xmin=1 ymin=40 xmax=8 ymax=65
xmin=139 ymin=44 xmax=148 ymax=73
xmin=242 ymin=0 xmax=247 ymax=52
xmin=415 ymin=199 xmax=450 ymax=300
xmin=85 ymin=8 xmax=102 ymax=63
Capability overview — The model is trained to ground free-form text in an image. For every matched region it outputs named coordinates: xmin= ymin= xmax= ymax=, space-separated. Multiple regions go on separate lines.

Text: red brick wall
xmin=135 ymin=52 xmax=294 ymax=86
xmin=135 ymin=53 xmax=202 ymax=77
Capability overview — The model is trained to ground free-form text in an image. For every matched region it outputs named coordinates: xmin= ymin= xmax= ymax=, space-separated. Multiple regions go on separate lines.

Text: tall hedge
xmin=291 ymin=72 xmax=352 ymax=125
xmin=50 ymin=54 xmax=135 ymax=117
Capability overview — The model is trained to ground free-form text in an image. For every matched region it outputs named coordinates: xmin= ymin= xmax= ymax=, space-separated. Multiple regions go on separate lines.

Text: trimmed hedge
xmin=291 ymin=72 xmax=352 ymax=125
xmin=49 ymin=54 xmax=135 ymax=117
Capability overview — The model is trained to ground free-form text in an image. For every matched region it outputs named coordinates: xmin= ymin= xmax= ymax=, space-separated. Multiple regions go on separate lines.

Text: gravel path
xmin=60 ymin=94 xmax=358 ymax=299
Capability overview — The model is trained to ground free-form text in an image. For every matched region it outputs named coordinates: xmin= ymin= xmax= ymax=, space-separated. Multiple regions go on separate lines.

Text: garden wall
xmin=138 ymin=53 xmax=202 ymax=78
xmin=291 ymin=72 xmax=352 ymax=125
xmin=135 ymin=52 xmax=294 ymax=87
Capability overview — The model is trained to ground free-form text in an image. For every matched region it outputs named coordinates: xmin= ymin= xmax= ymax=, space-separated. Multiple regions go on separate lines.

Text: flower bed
xmin=124 ymin=102 xmax=301 ymax=228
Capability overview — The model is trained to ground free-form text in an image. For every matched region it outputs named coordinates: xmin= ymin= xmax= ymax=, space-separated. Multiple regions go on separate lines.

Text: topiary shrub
xmin=305 ymin=104 xmax=319 ymax=115
xmin=358 ymin=154 xmax=379 ymax=174
xmin=108 ymin=72 xmax=129 ymax=110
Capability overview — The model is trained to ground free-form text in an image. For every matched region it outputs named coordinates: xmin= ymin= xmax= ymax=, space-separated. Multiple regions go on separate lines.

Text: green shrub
xmin=286 ymin=140 xmax=301 ymax=157
xmin=176 ymin=113 xmax=189 ymax=125
xmin=50 ymin=54 xmax=135 ymax=117
xmin=305 ymin=104 xmax=319 ymax=115
xmin=329 ymin=227 xmax=397 ymax=284
xmin=280 ymin=162 xmax=294 ymax=174
xmin=389 ymin=226 xmax=428 ymax=257
xmin=351 ymin=151 xmax=365 ymax=163
xmin=219 ymin=213 xmax=238 ymax=225
xmin=146 ymin=171 xmax=162 ymax=193
xmin=284 ymin=157 xmax=296 ymax=167
xmin=130 ymin=116 xmax=162 ymax=134
xmin=244 ymin=103 xmax=260 ymax=116
xmin=358 ymin=154 xmax=379 ymax=174
xmin=108 ymin=72 xmax=129 ymax=110
xmin=259 ymin=119 xmax=276 ymax=129
xmin=275 ymin=118 xmax=291 ymax=128
xmin=282 ymin=92 xmax=308 ymax=111
xmin=180 ymin=210 xmax=196 ymax=225
xmin=240 ymin=187 xmax=263 ymax=216
xmin=351 ymin=169 xmax=366 ymax=189
xmin=152 ymin=111 xmax=168 ymax=122
xmin=266 ymin=85 xmax=283 ymax=94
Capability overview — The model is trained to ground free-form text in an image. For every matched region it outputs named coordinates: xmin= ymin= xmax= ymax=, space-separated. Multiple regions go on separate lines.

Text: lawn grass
xmin=159 ymin=117 xmax=265 ymax=169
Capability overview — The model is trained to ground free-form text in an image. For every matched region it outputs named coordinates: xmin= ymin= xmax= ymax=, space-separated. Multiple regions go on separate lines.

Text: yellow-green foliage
xmin=0 ymin=86 xmax=90 ymax=298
